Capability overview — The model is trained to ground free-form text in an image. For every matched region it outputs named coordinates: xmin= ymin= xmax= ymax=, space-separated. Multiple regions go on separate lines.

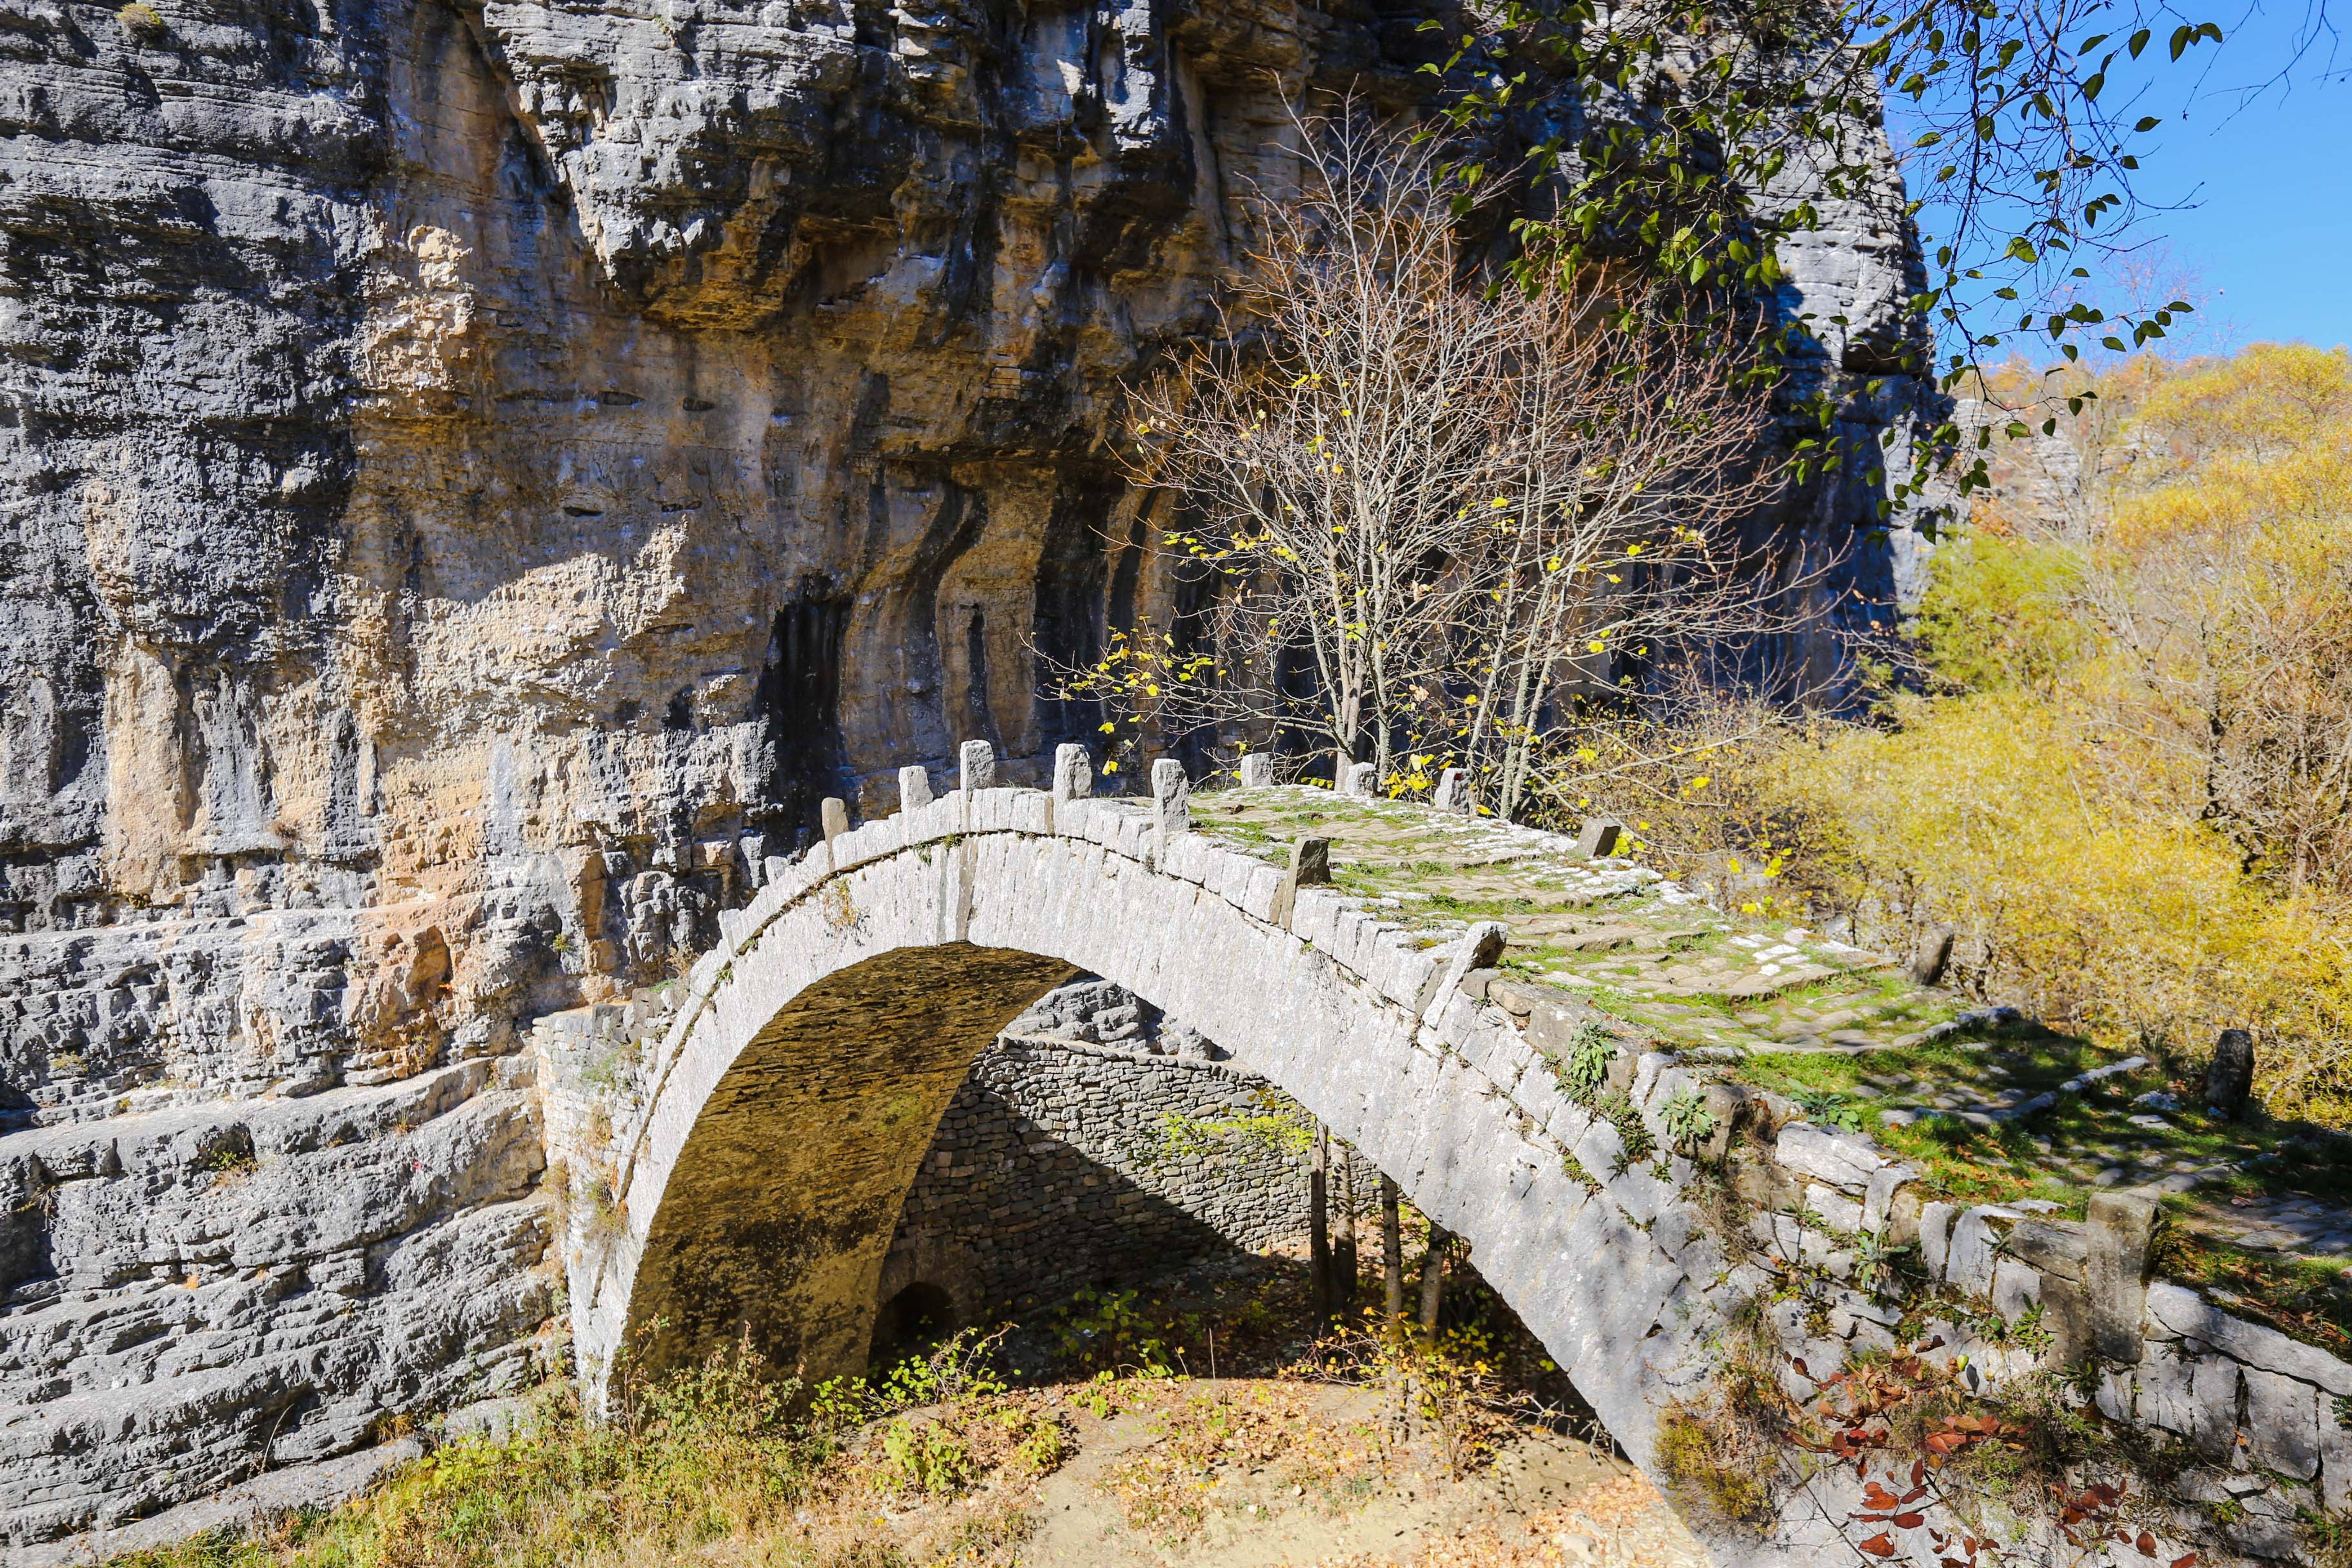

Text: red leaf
xmin=1901 ymin=1485 xmax=1929 ymax=1505
xmin=2171 ymin=1555 xmax=2200 ymax=1568
xmin=1895 ymin=1513 xmax=1926 ymax=1528
xmin=1911 ymin=1459 xmax=1928 ymax=1488
xmin=1793 ymin=1358 xmax=1811 ymax=1378
xmin=1857 ymin=1533 xmax=1898 ymax=1557
xmin=2137 ymin=1531 xmax=2157 ymax=1555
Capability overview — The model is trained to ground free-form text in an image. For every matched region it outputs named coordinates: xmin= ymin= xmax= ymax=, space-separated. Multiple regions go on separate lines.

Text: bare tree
xmin=2082 ymin=477 xmax=2352 ymax=899
xmin=1116 ymin=113 xmax=1508 ymax=781
xmin=1441 ymin=285 xmax=1794 ymax=819
xmin=1058 ymin=110 xmax=1802 ymax=806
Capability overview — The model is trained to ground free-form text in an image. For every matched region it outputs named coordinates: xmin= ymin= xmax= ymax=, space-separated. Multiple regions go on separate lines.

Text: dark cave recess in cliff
xmin=753 ymin=587 xmax=850 ymax=845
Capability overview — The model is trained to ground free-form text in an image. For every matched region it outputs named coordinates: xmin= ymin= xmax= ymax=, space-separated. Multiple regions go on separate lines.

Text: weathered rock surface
xmin=0 ymin=0 xmax=1934 ymax=1536
xmin=0 ymin=1059 xmax=552 ymax=1541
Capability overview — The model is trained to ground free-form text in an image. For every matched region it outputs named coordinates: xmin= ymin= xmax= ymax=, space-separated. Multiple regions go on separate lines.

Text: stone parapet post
xmin=2087 ymin=1189 xmax=2156 ymax=1363
xmin=959 ymin=739 xmax=995 ymax=792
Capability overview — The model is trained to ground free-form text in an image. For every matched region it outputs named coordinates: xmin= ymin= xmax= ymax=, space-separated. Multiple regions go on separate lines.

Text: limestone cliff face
xmin=0 ymin=0 xmax=1929 ymax=1535
xmin=2 ymin=0 xmax=1394 ymax=1105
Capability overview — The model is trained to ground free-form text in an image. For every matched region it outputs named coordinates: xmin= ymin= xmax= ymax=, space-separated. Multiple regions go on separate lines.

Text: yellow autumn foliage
xmin=1791 ymin=343 xmax=2352 ymax=1119
xmin=1565 ymin=345 xmax=2352 ymax=1119
xmin=1774 ymin=693 xmax=2352 ymax=1118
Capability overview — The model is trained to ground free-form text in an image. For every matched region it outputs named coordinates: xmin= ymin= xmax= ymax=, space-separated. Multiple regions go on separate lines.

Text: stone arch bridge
xmin=571 ymin=748 xmax=1718 ymax=1408
xmin=561 ymin=744 xmax=2352 ymax=1567
xmin=558 ymin=746 xmax=1851 ymax=1564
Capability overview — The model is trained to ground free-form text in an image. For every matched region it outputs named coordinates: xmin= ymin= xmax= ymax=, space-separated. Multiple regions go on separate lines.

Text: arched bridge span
xmin=565 ymin=762 xmax=1744 ymax=1550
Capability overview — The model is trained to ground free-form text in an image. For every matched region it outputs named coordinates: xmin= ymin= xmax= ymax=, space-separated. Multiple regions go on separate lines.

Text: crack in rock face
xmin=0 ymin=0 xmax=1935 ymax=1542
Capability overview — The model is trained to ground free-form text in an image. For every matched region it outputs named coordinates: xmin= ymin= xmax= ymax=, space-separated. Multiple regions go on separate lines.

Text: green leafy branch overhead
xmin=1421 ymin=0 xmax=2244 ymax=499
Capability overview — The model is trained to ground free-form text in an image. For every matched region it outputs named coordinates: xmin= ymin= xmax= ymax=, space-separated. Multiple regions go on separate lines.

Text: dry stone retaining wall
xmin=882 ymin=1029 xmax=1313 ymax=1326
xmin=1723 ymin=1103 xmax=2352 ymax=1562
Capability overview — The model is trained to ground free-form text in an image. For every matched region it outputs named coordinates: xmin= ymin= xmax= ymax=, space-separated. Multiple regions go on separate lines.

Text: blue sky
xmin=1902 ymin=2 xmax=2352 ymax=355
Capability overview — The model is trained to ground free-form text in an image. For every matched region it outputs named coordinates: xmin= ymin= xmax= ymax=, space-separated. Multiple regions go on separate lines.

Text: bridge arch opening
xmin=619 ymin=942 xmax=1075 ymax=1384
xmin=621 ymin=947 xmax=1308 ymax=1388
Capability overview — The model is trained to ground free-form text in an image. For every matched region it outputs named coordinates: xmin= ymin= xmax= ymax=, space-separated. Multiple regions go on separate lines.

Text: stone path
xmin=2210 ymin=1194 xmax=2352 ymax=1258
xmin=1189 ymin=790 xmax=1943 ymax=1056
xmin=1189 ymin=786 xmax=2352 ymax=1302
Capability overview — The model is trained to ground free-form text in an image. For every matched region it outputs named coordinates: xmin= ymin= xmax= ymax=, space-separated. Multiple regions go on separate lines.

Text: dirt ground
xmin=882 ymin=1375 xmax=1710 ymax=1568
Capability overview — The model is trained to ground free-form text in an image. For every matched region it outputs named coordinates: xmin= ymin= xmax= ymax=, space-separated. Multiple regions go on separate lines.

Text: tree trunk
xmin=1418 ymin=1222 xmax=1450 ymax=1338
xmin=1334 ymin=1151 xmax=1358 ymax=1313
xmin=1310 ymin=1125 xmax=1332 ymax=1333
xmin=1381 ymin=1178 xmax=1405 ymax=1328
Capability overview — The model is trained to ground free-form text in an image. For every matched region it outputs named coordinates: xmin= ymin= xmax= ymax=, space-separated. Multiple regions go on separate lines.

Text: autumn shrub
xmin=116 ymin=1 xmax=165 ymax=38
xmin=107 ymin=1331 xmax=1068 ymax=1568
xmin=1653 ymin=1333 xmax=1789 ymax=1529
xmin=1793 ymin=348 xmax=2352 ymax=1115
xmin=1773 ymin=693 xmax=2286 ymax=1032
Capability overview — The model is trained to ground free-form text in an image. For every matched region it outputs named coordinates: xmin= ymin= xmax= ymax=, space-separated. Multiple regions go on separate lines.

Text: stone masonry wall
xmin=1667 ymin=1057 xmax=2352 ymax=1564
xmin=881 ymin=1030 xmax=1313 ymax=1326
